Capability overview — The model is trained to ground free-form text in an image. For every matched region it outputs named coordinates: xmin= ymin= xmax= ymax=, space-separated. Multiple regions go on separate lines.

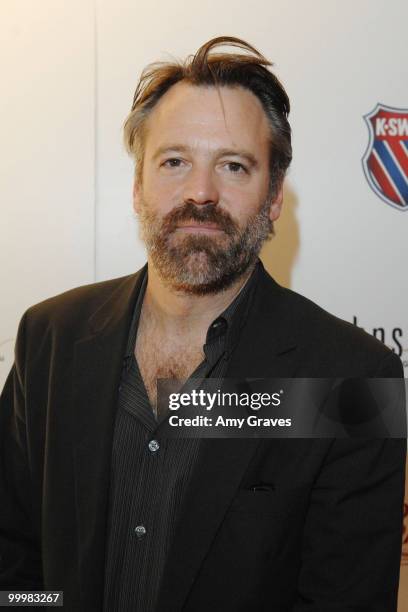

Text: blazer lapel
xmin=155 ymin=436 xmax=261 ymax=612
xmin=156 ymin=263 xmax=300 ymax=612
xmin=225 ymin=262 xmax=299 ymax=379
xmin=72 ymin=267 xmax=146 ymax=610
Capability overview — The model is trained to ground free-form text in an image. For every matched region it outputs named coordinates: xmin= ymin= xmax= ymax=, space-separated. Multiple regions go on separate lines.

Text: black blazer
xmin=0 ymin=262 xmax=405 ymax=611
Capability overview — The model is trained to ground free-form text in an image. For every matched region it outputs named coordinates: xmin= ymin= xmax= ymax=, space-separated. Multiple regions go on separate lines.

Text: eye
xmin=225 ymin=162 xmax=247 ymax=174
xmin=162 ymin=158 xmax=183 ymax=168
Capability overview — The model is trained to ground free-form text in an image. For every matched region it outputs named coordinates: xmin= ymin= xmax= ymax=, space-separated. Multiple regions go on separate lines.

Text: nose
xmin=182 ymin=164 xmax=219 ymax=206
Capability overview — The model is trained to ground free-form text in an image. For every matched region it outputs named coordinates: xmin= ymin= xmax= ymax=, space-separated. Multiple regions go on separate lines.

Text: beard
xmin=138 ymin=196 xmax=274 ymax=295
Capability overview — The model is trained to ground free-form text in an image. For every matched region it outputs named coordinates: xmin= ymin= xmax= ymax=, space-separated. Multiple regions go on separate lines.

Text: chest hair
xmin=135 ymin=323 xmax=205 ymax=411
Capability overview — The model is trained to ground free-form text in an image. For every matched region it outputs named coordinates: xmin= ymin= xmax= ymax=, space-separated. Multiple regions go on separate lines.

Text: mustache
xmin=161 ymin=202 xmax=238 ymax=236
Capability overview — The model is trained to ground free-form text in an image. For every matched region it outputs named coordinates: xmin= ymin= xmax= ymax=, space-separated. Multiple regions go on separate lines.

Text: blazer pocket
xmin=228 ymin=487 xmax=304 ymax=517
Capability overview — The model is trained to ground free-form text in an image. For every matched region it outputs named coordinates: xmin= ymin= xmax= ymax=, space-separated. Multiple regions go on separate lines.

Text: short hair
xmin=123 ymin=36 xmax=292 ymax=198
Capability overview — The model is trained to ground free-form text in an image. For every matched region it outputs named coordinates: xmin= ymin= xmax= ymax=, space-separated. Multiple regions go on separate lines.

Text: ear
xmin=268 ymin=183 xmax=284 ymax=223
xmin=133 ymin=179 xmax=141 ymax=215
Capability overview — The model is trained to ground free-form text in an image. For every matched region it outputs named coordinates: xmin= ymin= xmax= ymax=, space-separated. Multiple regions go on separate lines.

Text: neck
xmin=141 ymin=260 xmax=255 ymax=340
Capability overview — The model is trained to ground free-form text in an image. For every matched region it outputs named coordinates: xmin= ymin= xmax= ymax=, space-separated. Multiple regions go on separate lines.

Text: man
xmin=0 ymin=36 xmax=405 ymax=611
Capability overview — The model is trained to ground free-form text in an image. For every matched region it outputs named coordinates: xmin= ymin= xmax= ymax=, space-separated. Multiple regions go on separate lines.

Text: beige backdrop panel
xmin=0 ymin=0 xmax=95 ymax=388
xmin=96 ymin=1 xmax=408 ymax=608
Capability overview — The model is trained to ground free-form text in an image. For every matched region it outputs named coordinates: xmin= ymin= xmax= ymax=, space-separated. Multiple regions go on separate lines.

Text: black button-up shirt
xmin=102 ymin=261 xmax=260 ymax=612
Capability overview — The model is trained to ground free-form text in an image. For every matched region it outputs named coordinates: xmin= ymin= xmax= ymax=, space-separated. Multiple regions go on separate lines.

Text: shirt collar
xmin=123 ymin=259 xmax=260 ymax=362
xmin=205 ymin=259 xmax=260 ymax=356
xmin=123 ymin=268 xmax=148 ymax=363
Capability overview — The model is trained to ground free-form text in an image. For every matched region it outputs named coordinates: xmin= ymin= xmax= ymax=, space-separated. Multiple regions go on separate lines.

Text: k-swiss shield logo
xmin=362 ymin=104 xmax=408 ymax=210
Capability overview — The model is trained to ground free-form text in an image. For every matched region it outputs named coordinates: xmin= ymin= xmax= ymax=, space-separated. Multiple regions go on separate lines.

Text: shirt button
xmin=134 ymin=525 xmax=146 ymax=538
xmin=148 ymin=439 xmax=160 ymax=452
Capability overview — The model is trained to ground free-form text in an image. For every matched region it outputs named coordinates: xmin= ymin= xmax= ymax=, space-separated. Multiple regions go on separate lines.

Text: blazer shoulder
xmin=23 ymin=272 xmax=139 ymax=336
xmin=276 ymin=283 xmax=402 ymax=375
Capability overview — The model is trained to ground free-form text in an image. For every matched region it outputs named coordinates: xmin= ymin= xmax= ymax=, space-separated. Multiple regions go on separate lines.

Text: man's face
xmin=133 ymin=81 xmax=283 ymax=294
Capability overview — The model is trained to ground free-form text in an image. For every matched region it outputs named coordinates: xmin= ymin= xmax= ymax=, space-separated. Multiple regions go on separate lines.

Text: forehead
xmin=143 ymin=81 xmax=270 ymax=154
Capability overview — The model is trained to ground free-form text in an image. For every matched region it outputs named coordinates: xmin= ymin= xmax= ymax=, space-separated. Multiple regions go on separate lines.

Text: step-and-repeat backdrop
xmin=1 ymin=0 xmax=407 ymax=606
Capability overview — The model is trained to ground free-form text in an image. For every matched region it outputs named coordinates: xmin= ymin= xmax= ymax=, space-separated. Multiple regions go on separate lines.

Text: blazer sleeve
xmin=292 ymin=352 xmax=406 ymax=611
xmin=0 ymin=311 xmax=43 ymax=589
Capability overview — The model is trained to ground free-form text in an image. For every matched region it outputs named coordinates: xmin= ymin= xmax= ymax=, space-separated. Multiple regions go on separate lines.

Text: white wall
xmin=0 ymin=0 xmax=95 ymax=383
